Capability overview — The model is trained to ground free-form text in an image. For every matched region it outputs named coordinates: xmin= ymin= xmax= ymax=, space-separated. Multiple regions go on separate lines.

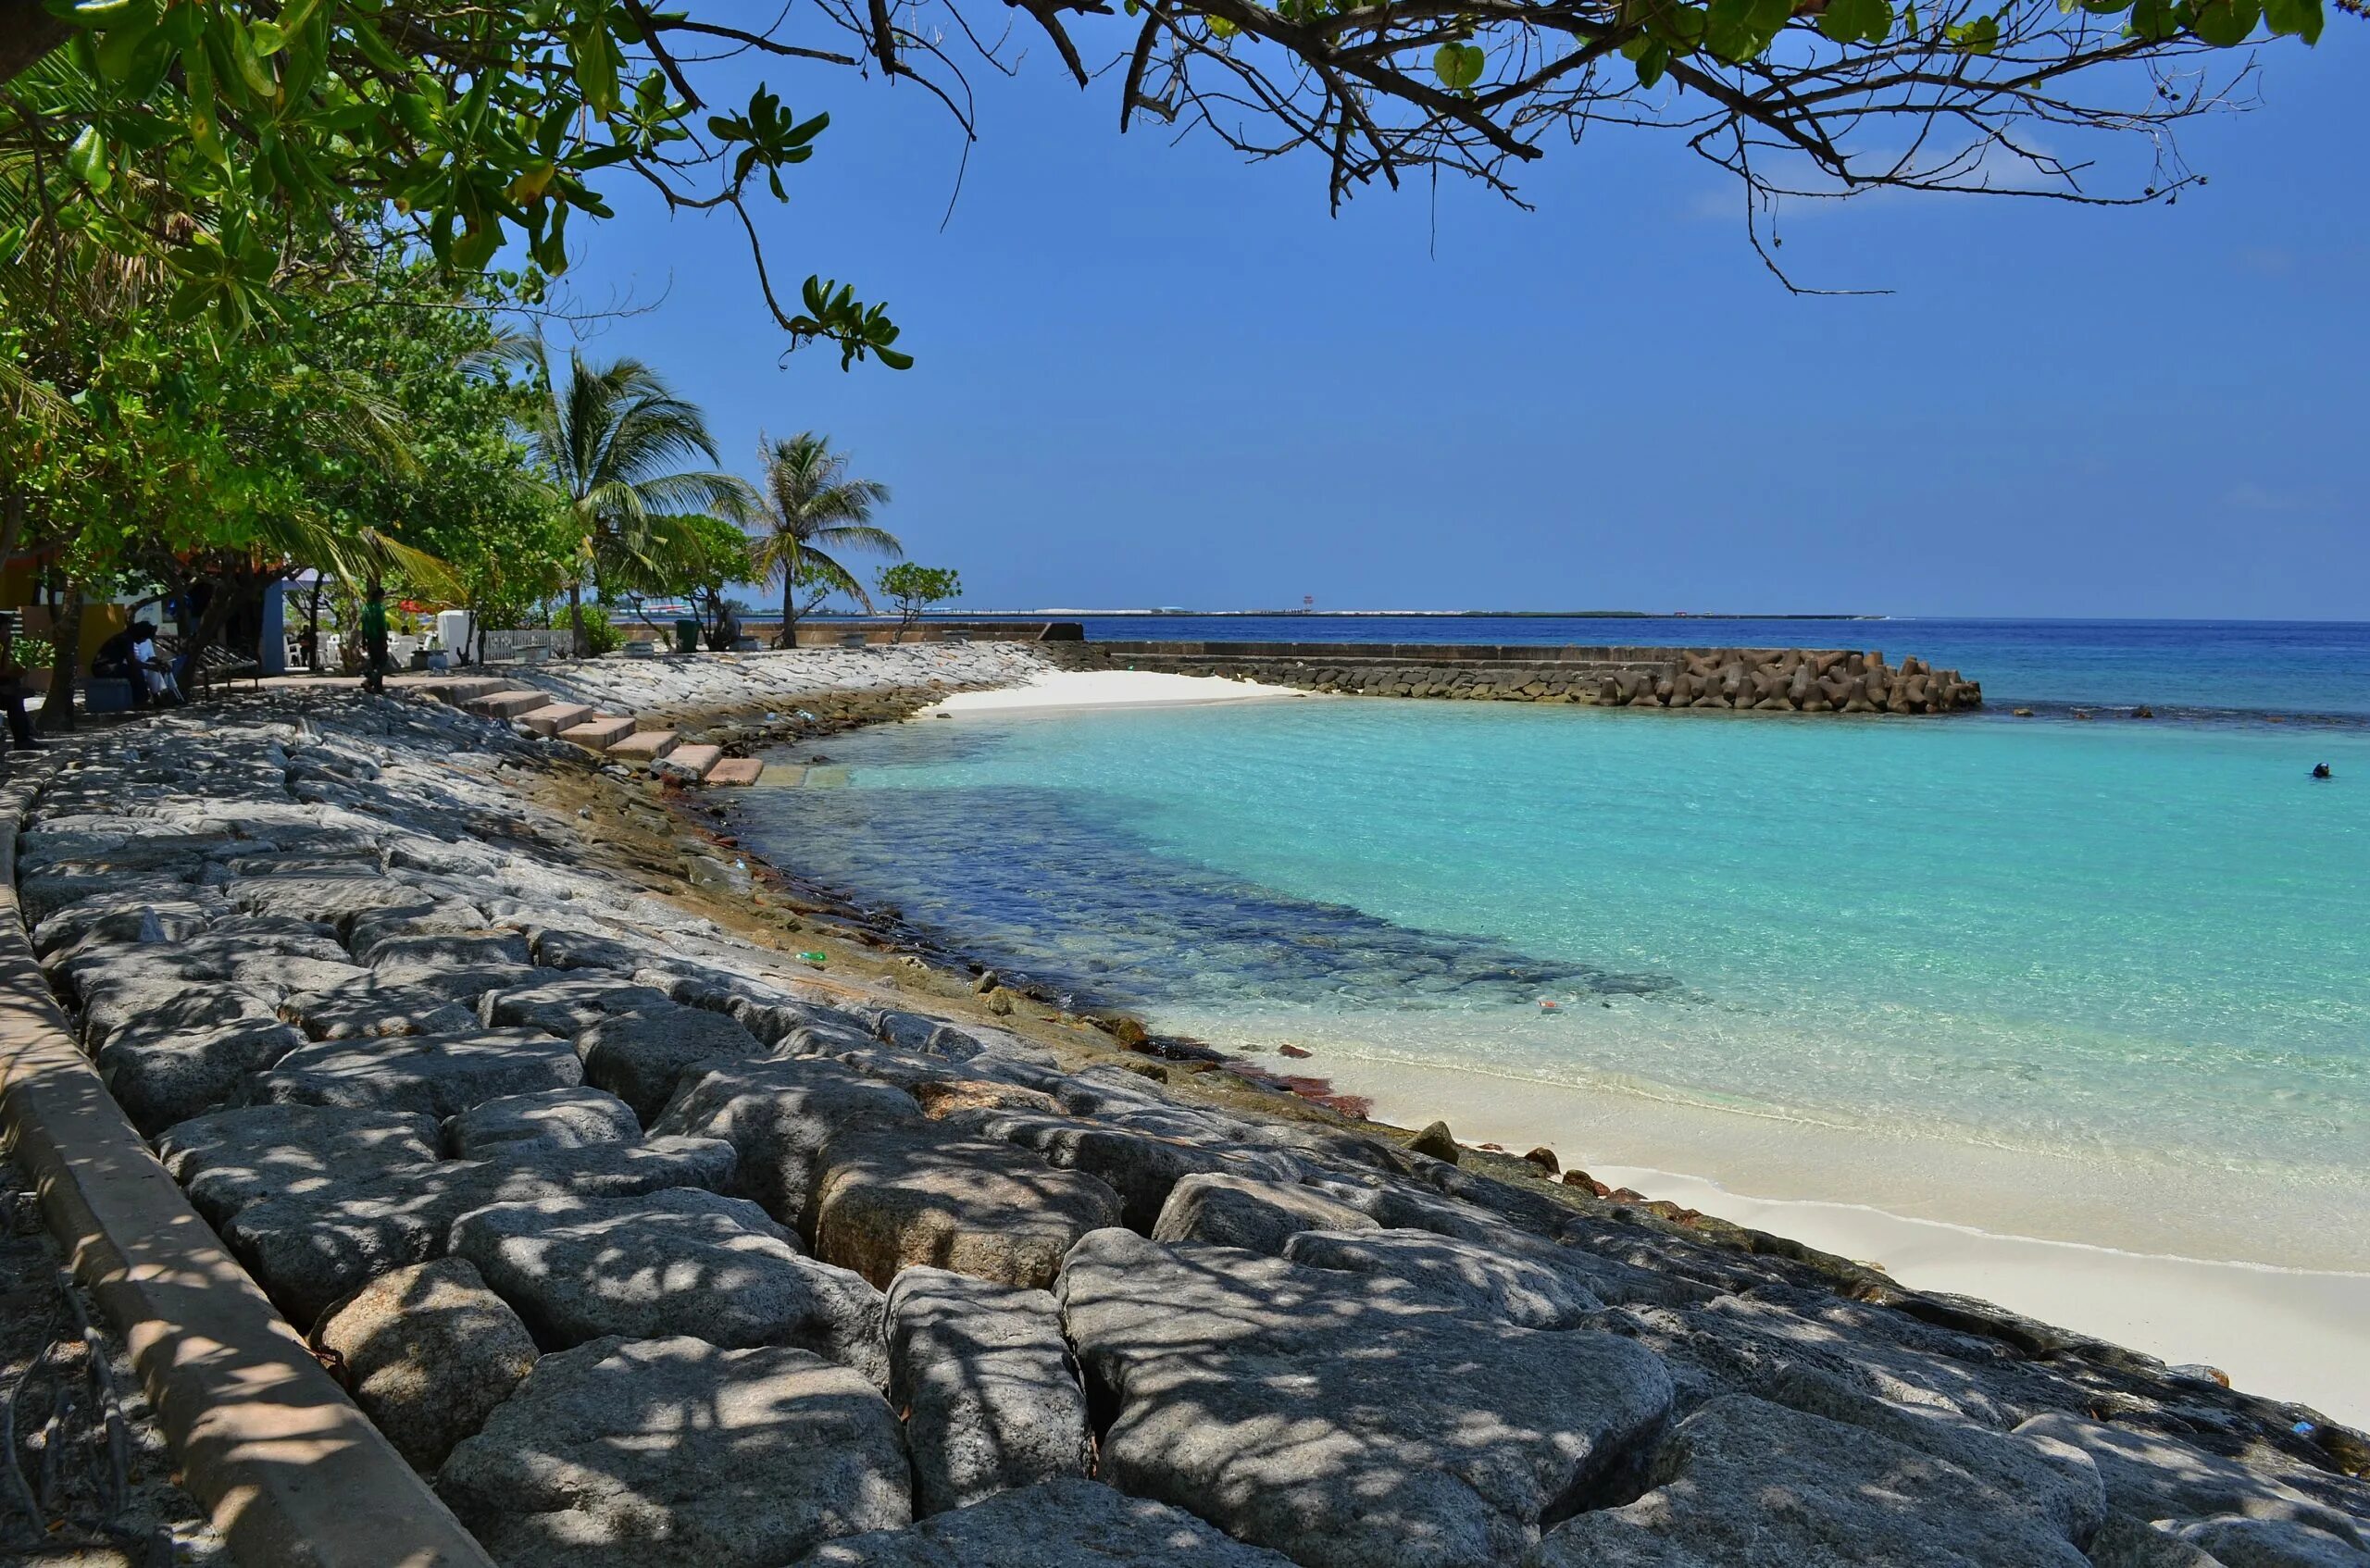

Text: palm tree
xmin=516 ymin=340 xmax=755 ymax=655
xmin=747 ymin=432 xmax=899 ymax=648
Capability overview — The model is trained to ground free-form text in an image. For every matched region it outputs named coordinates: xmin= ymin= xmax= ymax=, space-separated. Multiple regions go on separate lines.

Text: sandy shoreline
xmin=917 ymin=667 xmax=1318 ymax=715
xmin=1312 ymin=1052 xmax=2370 ymax=1426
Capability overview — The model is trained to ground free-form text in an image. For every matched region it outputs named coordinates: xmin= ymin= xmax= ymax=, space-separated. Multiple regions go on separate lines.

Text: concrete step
xmin=656 ymin=743 xmax=722 ymax=780
xmin=705 ymin=758 xmax=765 ymax=788
xmin=605 ymin=728 xmax=679 ymax=764
xmin=468 ymin=690 xmax=555 ymax=720
xmin=520 ymin=703 xmax=592 ymax=737
xmin=557 ymin=715 xmax=638 ymax=752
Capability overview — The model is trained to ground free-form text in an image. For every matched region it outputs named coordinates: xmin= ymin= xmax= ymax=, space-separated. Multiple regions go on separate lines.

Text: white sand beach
xmin=920 ymin=667 xmax=1319 ymax=715
xmin=1320 ymin=1054 xmax=2370 ymax=1427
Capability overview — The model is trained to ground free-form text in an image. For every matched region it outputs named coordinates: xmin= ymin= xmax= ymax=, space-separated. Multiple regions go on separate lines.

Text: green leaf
xmin=2262 ymin=0 xmax=2323 ymax=39
xmin=1634 ymin=38 xmax=1671 ymax=83
xmin=67 ymin=124 xmax=113 ymax=193
xmin=2125 ymin=0 xmax=2178 ymax=34
xmin=2188 ymin=0 xmax=2257 ymax=41
xmin=1432 ymin=42 xmax=1485 ymax=90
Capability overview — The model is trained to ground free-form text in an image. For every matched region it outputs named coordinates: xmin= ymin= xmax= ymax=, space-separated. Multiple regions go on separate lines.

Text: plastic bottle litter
xmin=797 ymin=951 xmax=829 ymax=967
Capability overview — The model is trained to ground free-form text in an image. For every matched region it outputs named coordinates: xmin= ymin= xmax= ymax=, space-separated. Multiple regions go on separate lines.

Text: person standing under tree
xmin=0 ymin=613 xmax=42 ymax=751
xmin=361 ymin=579 xmax=389 ymax=694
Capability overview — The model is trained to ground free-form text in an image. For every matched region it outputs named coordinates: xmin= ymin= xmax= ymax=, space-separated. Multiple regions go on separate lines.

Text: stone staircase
xmin=421 ymin=678 xmax=760 ymax=786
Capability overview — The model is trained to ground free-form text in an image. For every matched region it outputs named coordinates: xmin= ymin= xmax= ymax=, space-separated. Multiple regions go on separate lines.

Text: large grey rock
xmin=579 ymin=1007 xmax=767 ymax=1122
xmin=810 ymin=1122 xmax=1123 ymax=1289
xmin=450 ymin=1188 xmax=886 ymax=1383
xmin=244 ymin=1027 xmax=583 ymax=1119
xmin=651 ymin=1057 xmax=923 ymax=1226
xmin=982 ymin=1114 xmax=1295 ymax=1233
xmin=434 ymin=1335 xmax=909 ymax=1568
xmin=886 ymin=1267 xmax=1092 ymax=1514
xmin=1749 ymin=1363 xmax=2104 ymax=1546
xmin=80 ymin=975 xmax=280 ymax=1052
xmin=1057 ymin=1228 xmax=1675 ymax=1568
xmin=1282 ymin=1227 xmax=1603 ymax=1330
xmin=2016 ymin=1415 xmax=2364 ymax=1549
xmin=2089 ymin=1513 xmax=2221 ymax=1567
xmin=480 ymin=976 xmax=675 ymax=1037
xmin=31 ymin=895 xmax=221 ymax=956
xmin=1152 ymin=1173 xmax=1379 ymax=1255
xmin=97 ymin=1018 xmax=307 ymax=1135
xmin=524 ymin=925 xmax=655 ymax=975
xmin=1530 ymin=1394 xmax=2089 ymax=1568
xmin=156 ymin=1102 xmax=441 ymax=1226
xmin=279 ymin=977 xmax=480 ymax=1040
xmin=222 ymin=1137 xmax=735 ymax=1325
xmin=316 ymin=1257 xmax=537 ymax=1471
xmin=363 ymin=928 xmax=530 ymax=973
xmin=2176 ymin=1517 xmax=2370 ymax=1568
xmin=443 ymin=1086 xmax=642 ymax=1156
xmin=801 ymin=1478 xmax=1300 ymax=1566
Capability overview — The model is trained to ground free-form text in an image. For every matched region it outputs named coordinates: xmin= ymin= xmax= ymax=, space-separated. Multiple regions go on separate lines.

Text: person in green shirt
xmin=360 ymin=582 xmax=389 ymax=694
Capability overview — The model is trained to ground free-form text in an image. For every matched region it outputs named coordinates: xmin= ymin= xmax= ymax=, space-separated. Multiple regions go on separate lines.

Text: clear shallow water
xmin=737 ymin=633 xmax=2370 ymax=1264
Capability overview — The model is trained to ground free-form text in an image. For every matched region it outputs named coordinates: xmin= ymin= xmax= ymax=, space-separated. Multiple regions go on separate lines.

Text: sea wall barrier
xmin=1057 ymin=641 xmax=1983 ymax=714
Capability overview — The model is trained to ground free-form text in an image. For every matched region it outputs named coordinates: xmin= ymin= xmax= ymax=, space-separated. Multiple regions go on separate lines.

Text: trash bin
xmin=674 ymin=618 xmax=701 ymax=654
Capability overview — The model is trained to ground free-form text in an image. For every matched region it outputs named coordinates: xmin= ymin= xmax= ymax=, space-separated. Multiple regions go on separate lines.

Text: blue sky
xmin=551 ymin=26 xmax=2366 ymax=618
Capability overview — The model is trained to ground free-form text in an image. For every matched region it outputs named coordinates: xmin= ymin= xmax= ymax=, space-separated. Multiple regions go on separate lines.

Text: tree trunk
xmin=568 ymin=580 xmax=586 ymax=661
xmin=778 ymin=554 xmax=797 ymax=650
xmin=38 ymin=583 xmax=80 ymax=731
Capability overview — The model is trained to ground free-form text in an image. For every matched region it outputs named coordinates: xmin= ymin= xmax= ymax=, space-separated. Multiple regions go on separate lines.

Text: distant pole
xmin=1304 ymin=594 xmax=1315 ymax=612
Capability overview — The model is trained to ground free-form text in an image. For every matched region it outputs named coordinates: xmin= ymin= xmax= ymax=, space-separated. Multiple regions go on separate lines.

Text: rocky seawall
xmin=1058 ymin=641 xmax=1984 ymax=714
xmin=6 ymin=678 xmax=2365 ymax=1568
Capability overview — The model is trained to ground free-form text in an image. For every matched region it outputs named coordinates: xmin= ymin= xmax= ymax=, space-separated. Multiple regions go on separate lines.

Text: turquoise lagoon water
xmin=736 ymin=669 xmax=2370 ymax=1267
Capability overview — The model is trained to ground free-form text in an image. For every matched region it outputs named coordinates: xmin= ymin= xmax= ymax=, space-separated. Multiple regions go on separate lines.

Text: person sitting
xmin=93 ymin=621 xmax=184 ymax=707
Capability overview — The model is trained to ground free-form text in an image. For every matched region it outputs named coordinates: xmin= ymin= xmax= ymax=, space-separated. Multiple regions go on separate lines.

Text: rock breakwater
xmin=1061 ymin=641 xmax=1984 ymax=714
xmin=8 ymin=683 xmax=2364 ymax=1568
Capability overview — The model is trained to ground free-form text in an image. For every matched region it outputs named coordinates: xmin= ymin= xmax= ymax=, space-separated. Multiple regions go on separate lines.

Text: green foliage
xmin=5 ymin=5 xmax=905 ymax=364
xmin=878 ymin=562 xmax=961 ymax=637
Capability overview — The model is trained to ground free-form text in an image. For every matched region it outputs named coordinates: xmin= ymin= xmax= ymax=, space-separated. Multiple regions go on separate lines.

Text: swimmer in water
xmin=2312 ymin=763 xmax=2333 ymax=779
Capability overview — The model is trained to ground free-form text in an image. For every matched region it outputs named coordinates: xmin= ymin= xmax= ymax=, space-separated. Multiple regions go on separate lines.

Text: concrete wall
xmin=1057 ymin=641 xmax=1983 ymax=715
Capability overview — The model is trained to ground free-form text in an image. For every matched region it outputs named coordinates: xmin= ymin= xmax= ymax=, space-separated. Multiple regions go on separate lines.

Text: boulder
xmin=434 ymin=1336 xmax=909 ymax=1568
xmin=243 ymin=1027 xmax=583 ymax=1119
xmin=1281 ymin=1227 xmax=1603 ymax=1330
xmin=223 ymin=1137 xmax=736 ymax=1326
xmin=155 ymin=1101 xmax=441 ymax=1226
xmin=1056 ymin=1228 xmax=1674 ymax=1568
xmin=810 ymin=1122 xmax=1123 ymax=1289
xmin=364 ymin=929 xmax=532 ymax=973
xmin=1406 ymin=1120 xmax=1462 ymax=1164
xmin=1151 ymin=1174 xmax=1379 ymax=1255
xmin=2015 ymin=1414 xmax=2364 ymax=1549
xmin=80 ymin=976 xmax=280 ymax=1053
xmin=2089 ymin=1514 xmax=2221 ymax=1567
xmin=578 ymin=1007 xmax=767 ymax=1123
xmin=315 ymin=1257 xmax=537 ymax=1472
xmin=278 ymin=978 xmax=480 ymax=1040
xmin=1531 ymin=1394 xmax=2089 ymax=1568
xmin=480 ymin=976 xmax=676 ymax=1037
xmin=2172 ymin=1517 xmax=2370 ymax=1568
xmin=450 ymin=1188 xmax=886 ymax=1384
xmin=651 ymin=1057 xmax=922 ymax=1226
xmin=982 ymin=1114 xmax=1278 ymax=1233
xmin=800 ymin=1478 xmax=1299 ymax=1566
xmin=885 ymin=1267 xmax=1093 ymax=1514
xmin=96 ymin=1018 xmax=307 ymax=1135
xmin=443 ymin=1086 xmax=642 ymax=1156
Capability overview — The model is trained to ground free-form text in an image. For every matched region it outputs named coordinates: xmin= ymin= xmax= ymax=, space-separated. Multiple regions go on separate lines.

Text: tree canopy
xmin=0 ymin=0 xmax=2334 ymax=342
